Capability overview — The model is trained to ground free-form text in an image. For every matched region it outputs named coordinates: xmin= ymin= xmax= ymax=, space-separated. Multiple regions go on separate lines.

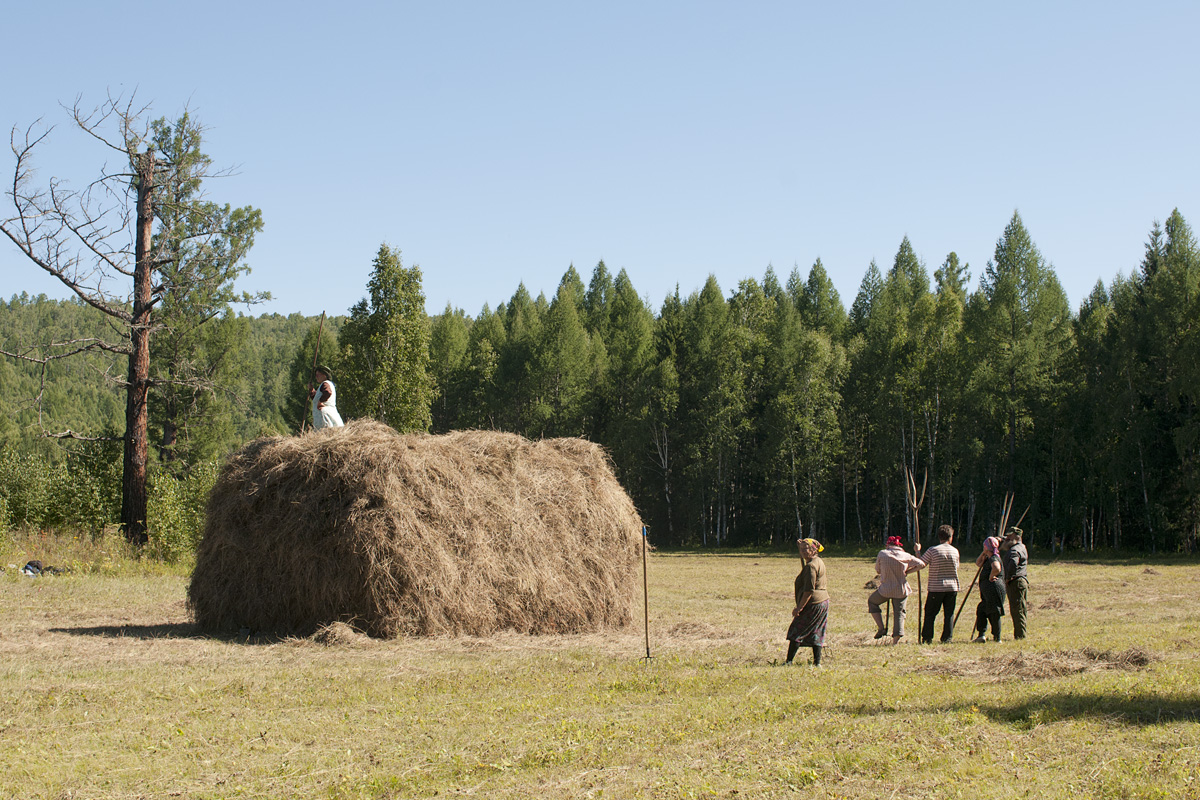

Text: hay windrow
xmin=918 ymin=647 xmax=1156 ymax=681
xmin=188 ymin=420 xmax=644 ymax=638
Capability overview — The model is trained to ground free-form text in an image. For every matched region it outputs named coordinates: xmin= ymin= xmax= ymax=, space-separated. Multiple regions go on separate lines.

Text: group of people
xmin=783 ymin=526 xmax=1029 ymax=665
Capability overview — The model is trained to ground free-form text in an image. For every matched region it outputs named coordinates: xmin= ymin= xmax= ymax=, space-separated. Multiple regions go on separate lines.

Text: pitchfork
xmin=904 ymin=467 xmax=928 ymax=632
xmin=953 ymin=492 xmax=1029 ymax=630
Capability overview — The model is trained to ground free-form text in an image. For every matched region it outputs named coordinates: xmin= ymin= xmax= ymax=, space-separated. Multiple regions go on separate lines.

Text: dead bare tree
xmin=2 ymin=94 xmax=261 ymax=545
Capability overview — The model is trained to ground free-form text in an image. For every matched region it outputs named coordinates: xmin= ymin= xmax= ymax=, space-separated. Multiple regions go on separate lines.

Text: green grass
xmin=1 ymin=535 xmax=1198 ymax=798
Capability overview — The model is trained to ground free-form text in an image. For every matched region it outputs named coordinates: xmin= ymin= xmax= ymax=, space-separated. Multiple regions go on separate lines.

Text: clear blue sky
xmin=4 ymin=2 xmax=1198 ymax=319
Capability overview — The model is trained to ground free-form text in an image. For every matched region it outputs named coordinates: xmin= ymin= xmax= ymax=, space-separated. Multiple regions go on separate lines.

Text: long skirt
xmin=785 ymin=599 xmax=829 ymax=647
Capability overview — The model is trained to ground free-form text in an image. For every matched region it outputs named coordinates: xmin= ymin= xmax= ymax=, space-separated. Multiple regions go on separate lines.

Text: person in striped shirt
xmin=919 ymin=524 xmax=961 ymax=644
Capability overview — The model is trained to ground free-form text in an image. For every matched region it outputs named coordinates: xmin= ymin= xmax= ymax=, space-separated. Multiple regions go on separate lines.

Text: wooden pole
xmin=954 ymin=492 xmax=1015 ymax=631
xmin=905 ymin=468 xmax=927 ymax=637
xmin=953 ymin=562 xmax=984 ymax=629
xmin=299 ymin=311 xmax=327 ymax=433
xmin=641 ymin=526 xmax=653 ymax=661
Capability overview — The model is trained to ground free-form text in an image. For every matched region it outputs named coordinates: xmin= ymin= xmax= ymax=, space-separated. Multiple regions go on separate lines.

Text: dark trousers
xmin=921 ymin=591 xmax=957 ymax=643
xmin=974 ymin=605 xmax=1001 ymax=640
xmin=1007 ymin=577 xmax=1028 ymax=639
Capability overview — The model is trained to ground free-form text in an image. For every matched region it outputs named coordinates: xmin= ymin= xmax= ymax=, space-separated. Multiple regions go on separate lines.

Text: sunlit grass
xmin=1 ymin=541 xmax=1197 ymax=798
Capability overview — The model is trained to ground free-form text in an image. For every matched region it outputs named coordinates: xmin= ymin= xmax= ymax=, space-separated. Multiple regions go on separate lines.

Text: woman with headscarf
xmin=972 ymin=536 xmax=1006 ymax=642
xmin=308 ymin=366 xmax=344 ymax=430
xmin=867 ymin=536 xmax=926 ymax=644
xmin=784 ymin=538 xmax=828 ymax=666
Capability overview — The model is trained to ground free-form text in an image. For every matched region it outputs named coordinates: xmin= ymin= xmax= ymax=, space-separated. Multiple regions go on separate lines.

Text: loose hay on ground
xmin=918 ymin=647 xmax=1155 ymax=681
xmin=306 ymin=621 xmax=371 ymax=647
xmin=188 ymin=420 xmax=644 ymax=638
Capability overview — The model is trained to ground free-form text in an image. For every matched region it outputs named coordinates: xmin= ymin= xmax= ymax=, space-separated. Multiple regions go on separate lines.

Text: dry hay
xmin=918 ymin=647 xmax=1155 ymax=681
xmin=1038 ymin=595 xmax=1078 ymax=611
xmin=666 ymin=621 xmax=738 ymax=640
xmin=306 ymin=621 xmax=371 ymax=647
xmin=188 ymin=420 xmax=644 ymax=638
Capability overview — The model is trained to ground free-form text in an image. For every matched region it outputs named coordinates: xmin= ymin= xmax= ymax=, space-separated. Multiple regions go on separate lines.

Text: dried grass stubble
xmin=188 ymin=420 xmax=644 ymax=638
xmin=919 ymin=646 xmax=1156 ymax=681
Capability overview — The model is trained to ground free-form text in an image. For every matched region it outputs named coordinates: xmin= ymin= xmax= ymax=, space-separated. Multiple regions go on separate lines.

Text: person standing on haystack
xmin=308 ymin=366 xmax=344 ymax=430
xmin=1001 ymin=527 xmax=1029 ymax=640
xmin=867 ymin=536 xmax=925 ymax=644
xmin=972 ymin=536 xmax=1006 ymax=642
xmin=918 ymin=524 xmax=961 ymax=644
xmin=784 ymin=538 xmax=829 ymax=667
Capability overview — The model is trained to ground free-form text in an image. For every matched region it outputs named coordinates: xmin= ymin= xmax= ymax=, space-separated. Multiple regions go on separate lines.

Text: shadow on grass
xmin=842 ymin=691 xmax=1200 ymax=727
xmin=50 ymin=622 xmax=200 ymax=639
xmin=980 ymin=691 xmax=1200 ymax=727
xmin=49 ymin=623 xmax=291 ymax=644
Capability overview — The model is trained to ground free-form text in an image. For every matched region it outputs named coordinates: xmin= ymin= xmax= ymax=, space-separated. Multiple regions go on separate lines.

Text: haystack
xmin=187 ymin=420 xmax=644 ymax=638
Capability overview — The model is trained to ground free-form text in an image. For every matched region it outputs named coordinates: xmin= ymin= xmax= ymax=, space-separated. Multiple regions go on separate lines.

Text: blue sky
xmin=4 ymin=2 xmax=1198 ymax=319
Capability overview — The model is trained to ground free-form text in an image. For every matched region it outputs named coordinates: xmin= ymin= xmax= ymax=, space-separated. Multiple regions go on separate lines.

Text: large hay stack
xmin=188 ymin=420 xmax=644 ymax=638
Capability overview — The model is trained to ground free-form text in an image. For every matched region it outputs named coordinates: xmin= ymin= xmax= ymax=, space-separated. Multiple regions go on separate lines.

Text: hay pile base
xmin=188 ymin=420 xmax=644 ymax=638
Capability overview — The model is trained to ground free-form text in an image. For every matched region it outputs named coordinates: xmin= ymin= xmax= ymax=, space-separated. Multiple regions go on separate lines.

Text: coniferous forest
xmin=3 ymin=209 xmax=1199 ymax=554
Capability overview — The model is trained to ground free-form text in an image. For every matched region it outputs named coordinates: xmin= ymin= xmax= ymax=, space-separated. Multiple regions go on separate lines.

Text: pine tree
xmin=340 ymin=244 xmax=434 ymax=431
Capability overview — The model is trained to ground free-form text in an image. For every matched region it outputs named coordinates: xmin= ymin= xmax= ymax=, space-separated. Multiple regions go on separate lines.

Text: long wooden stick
xmin=954 ymin=492 xmax=1015 ymax=630
xmin=299 ymin=311 xmax=327 ymax=433
xmin=953 ymin=562 xmax=983 ymax=628
xmin=905 ymin=467 xmax=927 ymax=634
xmin=641 ymin=526 xmax=653 ymax=661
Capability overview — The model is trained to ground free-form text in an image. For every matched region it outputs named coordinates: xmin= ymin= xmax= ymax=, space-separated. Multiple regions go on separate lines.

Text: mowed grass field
xmin=1 ymin=541 xmax=1198 ymax=799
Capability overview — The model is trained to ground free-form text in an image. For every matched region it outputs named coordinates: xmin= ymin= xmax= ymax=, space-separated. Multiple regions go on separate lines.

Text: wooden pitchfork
xmin=299 ymin=311 xmax=327 ymax=433
xmin=904 ymin=466 xmax=927 ymax=630
xmin=953 ymin=492 xmax=1029 ymax=629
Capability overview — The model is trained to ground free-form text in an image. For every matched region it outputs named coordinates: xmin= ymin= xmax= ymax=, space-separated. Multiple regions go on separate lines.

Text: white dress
xmin=311 ymin=380 xmax=344 ymax=429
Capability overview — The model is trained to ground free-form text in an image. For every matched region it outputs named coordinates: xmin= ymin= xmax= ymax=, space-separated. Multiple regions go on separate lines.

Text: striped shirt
xmin=921 ymin=542 xmax=961 ymax=592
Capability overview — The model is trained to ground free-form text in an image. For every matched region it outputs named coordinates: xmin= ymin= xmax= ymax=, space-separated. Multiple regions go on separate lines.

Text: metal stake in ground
xmin=299 ymin=311 xmax=327 ymax=433
xmin=641 ymin=526 xmax=654 ymax=662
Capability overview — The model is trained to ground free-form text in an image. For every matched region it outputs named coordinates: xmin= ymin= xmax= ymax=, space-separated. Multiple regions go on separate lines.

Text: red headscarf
xmin=886 ymin=536 xmax=904 ymax=548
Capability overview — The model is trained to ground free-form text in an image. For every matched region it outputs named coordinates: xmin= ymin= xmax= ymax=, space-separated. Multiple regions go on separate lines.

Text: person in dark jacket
xmin=972 ymin=536 xmax=1005 ymax=642
xmin=1001 ymin=527 xmax=1029 ymax=640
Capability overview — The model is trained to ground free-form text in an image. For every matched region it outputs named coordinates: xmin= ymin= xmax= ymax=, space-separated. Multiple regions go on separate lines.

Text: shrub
xmin=147 ymin=460 xmax=219 ymax=562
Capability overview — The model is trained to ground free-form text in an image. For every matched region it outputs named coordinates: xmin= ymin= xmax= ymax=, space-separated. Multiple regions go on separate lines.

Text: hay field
xmin=1 ymin=546 xmax=1198 ymax=799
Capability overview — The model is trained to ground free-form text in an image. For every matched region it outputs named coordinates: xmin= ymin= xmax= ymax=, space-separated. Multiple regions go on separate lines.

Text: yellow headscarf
xmin=801 ymin=538 xmax=824 ymax=553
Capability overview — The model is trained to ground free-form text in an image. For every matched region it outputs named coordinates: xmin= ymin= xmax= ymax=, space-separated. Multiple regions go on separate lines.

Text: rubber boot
xmin=871 ymin=611 xmax=886 ymax=639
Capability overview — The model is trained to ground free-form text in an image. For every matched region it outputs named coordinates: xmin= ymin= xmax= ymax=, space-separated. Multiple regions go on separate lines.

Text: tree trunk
xmin=122 ymin=150 xmax=154 ymax=546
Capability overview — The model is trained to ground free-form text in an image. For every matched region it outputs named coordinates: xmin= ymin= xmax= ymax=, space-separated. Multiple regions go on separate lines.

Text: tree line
xmin=418 ymin=210 xmax=1200 ymax=554
xmin=3 ymin=104 xmax=1197 ymax=553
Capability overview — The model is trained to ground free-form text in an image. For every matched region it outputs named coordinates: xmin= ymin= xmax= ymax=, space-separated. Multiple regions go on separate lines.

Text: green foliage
xmin=146 ymin=460 xmax=219 ymax=562
xmin=10 ymin=208 xmax=1200 ymax=554
xmin=429 ymin=304 xmax=470 ymax=432
xmin=147 ymin=115 xmax=267 ymax=466
xmin=0 ymin=442 xmax=121 ymax=533
xmin=340 ymin=244 xmax=435 ymax=431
